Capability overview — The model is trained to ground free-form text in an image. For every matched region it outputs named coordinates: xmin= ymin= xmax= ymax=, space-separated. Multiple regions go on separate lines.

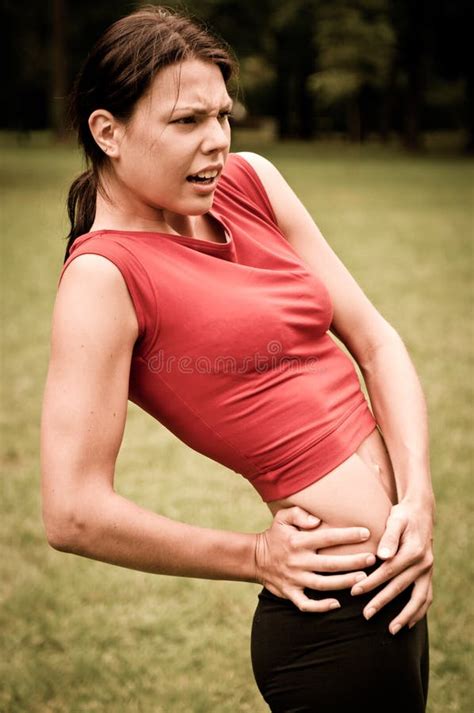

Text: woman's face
xmin=112 ymin=58 xmax=233 ymax=222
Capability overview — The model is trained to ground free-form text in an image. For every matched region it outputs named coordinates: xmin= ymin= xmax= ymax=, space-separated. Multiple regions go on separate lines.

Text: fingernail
xmin=390 ymin=624 xmax=401 ymax=635
xmin=366 ymin=554 xmax=376 ymax=565
xmin=308 ymin=516 xmax=320 ymax=524
xmin=351 ymin=586 xmax=363 ymax=596
xmin=355 ymin=573 xmax=367 ymax=583
xmin=329 ymin=601 xmax=341 ymax=610
xmin=364 ymin=607 xmax=376 ymax=620
xmin=378 ymin=547 xmax=391 ymax=558
xmin=360 ymin=529 xmax=370 ymax=540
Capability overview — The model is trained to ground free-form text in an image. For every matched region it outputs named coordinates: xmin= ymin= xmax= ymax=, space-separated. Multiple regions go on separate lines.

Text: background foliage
xmin=2 ymin=0 xmax=473 ymax=150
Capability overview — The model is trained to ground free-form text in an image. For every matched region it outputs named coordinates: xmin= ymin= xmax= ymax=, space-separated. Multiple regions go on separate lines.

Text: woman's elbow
xmin=42 ymin=503 xmax=88 ymax=553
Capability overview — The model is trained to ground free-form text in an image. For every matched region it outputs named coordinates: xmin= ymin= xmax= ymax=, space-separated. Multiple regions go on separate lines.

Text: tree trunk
xmin=274 ymin=1 xmax=317 ymax=140
xmin=347 ymin=94 xmax=361 ymax=143
xmin=402 ymin=0 xmax=428 ymax=152
xmin=50 ymin=0 xmax=67 ymax=140
xmin=464 ymin=61 xmax=474 ymax=154
xmin=404 ymin=62 xmax=424 ymax=151
xmin=275 ymin=30 xmax=293 ymax=140
xmin=296 ymin=2 xmax=317 ymax=140
xmin=380 ymin=54 xmax=398 ymax=143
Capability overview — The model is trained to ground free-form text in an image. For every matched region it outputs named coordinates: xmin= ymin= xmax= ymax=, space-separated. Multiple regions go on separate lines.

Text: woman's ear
xmin=88 ymin=109 xmax=124 ymax=157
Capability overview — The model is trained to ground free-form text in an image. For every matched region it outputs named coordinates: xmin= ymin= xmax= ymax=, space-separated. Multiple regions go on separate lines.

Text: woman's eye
xmin=173 ymin=116 xmax=196 ymax=125
xmin=172 ymin=112 xmax=232 ymax=125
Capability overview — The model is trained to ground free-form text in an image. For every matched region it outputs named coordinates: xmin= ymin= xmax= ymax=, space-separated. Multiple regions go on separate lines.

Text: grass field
xmin=1 ymin=132 xmax=473 ymax=712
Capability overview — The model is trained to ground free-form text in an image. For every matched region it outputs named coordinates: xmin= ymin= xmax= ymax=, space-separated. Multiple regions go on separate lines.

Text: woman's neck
xmin=90 ymin=189 xmax=199 ymax=237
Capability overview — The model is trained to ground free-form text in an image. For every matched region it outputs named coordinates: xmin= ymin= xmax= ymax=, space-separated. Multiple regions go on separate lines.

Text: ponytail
xmin=64 ymin=169 xmax=97 ymax=262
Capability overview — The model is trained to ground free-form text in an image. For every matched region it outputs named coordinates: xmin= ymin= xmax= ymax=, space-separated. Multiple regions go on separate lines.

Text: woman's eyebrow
xmin=172 ymin=100 xmax=234 ymax=115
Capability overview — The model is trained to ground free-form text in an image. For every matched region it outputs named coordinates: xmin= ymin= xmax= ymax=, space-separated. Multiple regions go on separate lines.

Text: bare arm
xmin=237 ymin=151 xmax=435 ymax=630
xmin=41 ymin=253 xmax=375 ymax=610
xmin=40 ymin=254 xmax=257 ymax=581
xmin=350 ymin=341 xmax=434 ymax=632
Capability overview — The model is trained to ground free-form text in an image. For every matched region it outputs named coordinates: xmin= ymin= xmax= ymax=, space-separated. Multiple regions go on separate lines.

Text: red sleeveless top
xmin=58 ymin=153 xmax=377 ymax=501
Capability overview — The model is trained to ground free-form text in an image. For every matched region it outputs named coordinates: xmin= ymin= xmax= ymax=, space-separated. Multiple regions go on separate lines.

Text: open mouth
xmin=186 ymin=169 xmax=219 ymax=185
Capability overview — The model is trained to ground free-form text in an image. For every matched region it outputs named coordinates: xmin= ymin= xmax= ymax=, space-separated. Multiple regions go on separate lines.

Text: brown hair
xmin=64 ymin=5 xmax=238 ymax=261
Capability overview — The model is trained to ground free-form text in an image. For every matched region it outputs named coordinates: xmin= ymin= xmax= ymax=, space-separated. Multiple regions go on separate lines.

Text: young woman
xmin=40 ymin=7 xmax=435 ymax=712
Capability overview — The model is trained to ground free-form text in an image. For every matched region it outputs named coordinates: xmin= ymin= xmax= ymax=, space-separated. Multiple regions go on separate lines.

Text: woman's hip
xmin=250 ymin=561 xmax=429 ymax=713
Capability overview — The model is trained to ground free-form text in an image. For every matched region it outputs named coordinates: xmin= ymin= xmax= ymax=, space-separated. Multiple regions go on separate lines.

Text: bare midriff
xmin=267 ymin=426 xmax=398 ymax=557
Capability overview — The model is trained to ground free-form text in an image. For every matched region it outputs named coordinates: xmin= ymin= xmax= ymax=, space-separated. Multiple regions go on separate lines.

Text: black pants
xmin=251 ymin=558 xmax=429 ymax=713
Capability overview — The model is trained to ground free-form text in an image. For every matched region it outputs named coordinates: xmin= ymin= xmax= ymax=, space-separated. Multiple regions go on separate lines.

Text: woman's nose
xmin=201 ymin=117 xmax=230 ymax=154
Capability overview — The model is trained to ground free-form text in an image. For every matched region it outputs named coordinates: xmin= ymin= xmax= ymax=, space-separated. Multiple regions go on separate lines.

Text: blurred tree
xmin=427 ymin=0 xmax=473 ymax=154
xmin=51 ymin=0 xmax=67 ymax=139
xmin=376 ymin=0 xmax=473 ymax=152
xmin=2 ymin=0 xmax=50 ymax=133
xmin=390 ymin=0 xmax=431 ymax=151
xmin=2 ymin=0 xmax=472 ymax=150
xmin=2 ymin=0 xmax=132 ymax=138
xmin=167 ymin=0 xmax=318 ymax=139
xmin=268 ymin=0 xmax=318 ymax=139
xmin=310 ymin=0 xmax=395 ymax=143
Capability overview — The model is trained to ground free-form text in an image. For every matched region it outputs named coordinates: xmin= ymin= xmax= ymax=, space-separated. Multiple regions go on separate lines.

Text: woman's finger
xmin=408 ymin=588 xmax=433 ymax=629
xmin=305 ymin=526 xmax=372 ymax=551
xmin=386 ymin=589 xmax=430 ymax=634
xmin=289 ymin=590 xmax=341 ymax=613
xmin=384 ymin=574 xmax=432 ymax=634
xmin=350 ymin=542 xmax=433 ymax=597
xmin=350 ymin=544 xmax=424 ymax=595
xmin=350 ymin=561 xmax=402 ymax=595
xmin=303 ymin=571 xmax=371 ymax=591
xmin=406 ymin=579 xmax=433 ymax=629
xmin=276 ymin=506 xmax=321 ymax=530
xmin=359 ymin=564 xmax=423 ymax=625
xmin=314 ymin=552 xmax=377 ymax=573
xmin=377 ymin=513 xmax=406 ymax=559
xmin=409 ymin=579 xmax=433 ymax=627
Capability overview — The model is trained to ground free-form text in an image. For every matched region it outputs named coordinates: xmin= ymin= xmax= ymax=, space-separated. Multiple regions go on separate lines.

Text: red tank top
xmin=59 ymin=153 xmax=377 ymax=501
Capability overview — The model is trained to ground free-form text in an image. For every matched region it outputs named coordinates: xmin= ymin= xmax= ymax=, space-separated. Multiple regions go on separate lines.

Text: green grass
xmin=1 ymin=132 xmax=473 ymax=712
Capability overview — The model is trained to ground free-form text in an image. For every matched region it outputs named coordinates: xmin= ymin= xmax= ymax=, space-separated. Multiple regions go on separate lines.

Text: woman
xmin=40 ymin=6 xmax=435 ymax=712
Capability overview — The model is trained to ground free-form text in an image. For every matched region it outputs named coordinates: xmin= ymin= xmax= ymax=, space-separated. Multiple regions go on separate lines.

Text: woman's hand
xmin=254 ymin=506 xmax=378 ymax=612
xmin=349 ymin=497 xmax=435 ymax=634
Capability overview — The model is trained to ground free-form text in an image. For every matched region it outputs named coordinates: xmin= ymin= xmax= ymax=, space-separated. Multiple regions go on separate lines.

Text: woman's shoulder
xmin=223 ymin=151 xmax=290 ymax=218
xmin=225 ymin=150 xmax=277 ymax=181
xmin=230 ymin=151 xmax=282 ymax=185
xmin=218 ymin=152 xmax=278 ymax=225
xmin=57 ymin=234 xmax=156 ymax=350
xmin=55 ymin=252 xmax=141 ymax=345
xmin=232 ymin=150 xmax=274 ymax=170
xmin=59 ymin=231 xmax=147 ymax=289
xmin=59 ymin=250 xmax=127 ymax=288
